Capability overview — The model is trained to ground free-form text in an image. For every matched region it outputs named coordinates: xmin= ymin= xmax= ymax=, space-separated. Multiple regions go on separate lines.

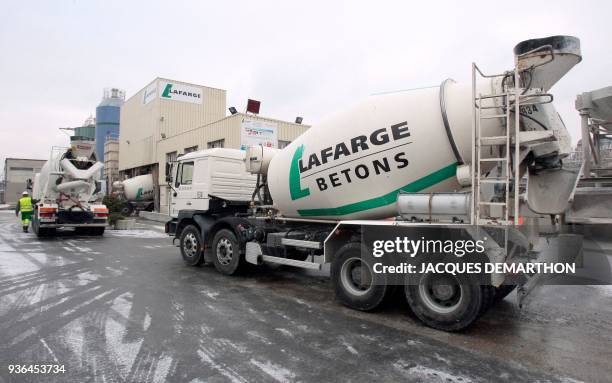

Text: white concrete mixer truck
xmin=112 ymin=174 xmax=155 ymax=216
xmin=165 ymin=36 xmax=596 ymax=331
xmin=30 ymin=137 xmax=108 ymax=237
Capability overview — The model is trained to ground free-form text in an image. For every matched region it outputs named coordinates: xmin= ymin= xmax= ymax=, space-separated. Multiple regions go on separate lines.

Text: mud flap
xmin=517 ymin=234 xmax=583 ymax=308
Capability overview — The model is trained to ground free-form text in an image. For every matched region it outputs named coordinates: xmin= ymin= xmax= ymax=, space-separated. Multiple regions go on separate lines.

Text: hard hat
xmin=22 ymin=191 xmax=29 ymax=195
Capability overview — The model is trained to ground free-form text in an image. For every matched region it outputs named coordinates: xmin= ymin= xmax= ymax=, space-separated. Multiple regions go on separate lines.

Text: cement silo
xmin=74 ymin=115 xmax=96 ymax=140
xmin=95 ymin=88 xmax=125 ymax=162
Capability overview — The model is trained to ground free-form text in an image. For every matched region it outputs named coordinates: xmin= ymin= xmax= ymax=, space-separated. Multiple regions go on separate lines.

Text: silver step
xmin=480 ymin=136 xmax=510 ymax=145
xmin=479 ymin=179 xmax=509 ymax=184
xmin=481 ymin=114 xmax=507 ymax=119
xmin=280 ymin=238 xmax=322 ymax=249
xmin=261 ymin=255 xmax=322 ymax=270
xmin=479 ymin=157 xmax=507 ymax=162
xmin=478 ymin=218 xmax=513 ymax=225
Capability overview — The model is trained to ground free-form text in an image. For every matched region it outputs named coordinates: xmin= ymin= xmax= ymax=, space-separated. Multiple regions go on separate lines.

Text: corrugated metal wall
xmin=156 ymin=114 xmax=309 ymax=214
xmin=156 ymin=113 xmax=309 ymax=182
xmin=3 ymin=159 xmax=46 ymax=205
xmin=119 ymin=78 xmax=226 ymax=171
xmin=119 ymin=78 xmax=160 ymax=170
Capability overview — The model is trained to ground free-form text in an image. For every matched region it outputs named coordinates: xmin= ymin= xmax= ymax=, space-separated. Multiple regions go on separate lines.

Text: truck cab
xmin=168 ymin=148 xmax=257 ymax=217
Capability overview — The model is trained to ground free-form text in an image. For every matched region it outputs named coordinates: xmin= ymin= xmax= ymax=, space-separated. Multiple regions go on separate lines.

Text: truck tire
xmin=479 ymin=285 xmax=496 ymax=317
xmin=121 ymin=203 xmax=134 ymax=216
xmin=405 ymin=258 xmax=483 ymax=331
xmin=211 ymin=229 xmax=244 ymax=275
xmin=31 ymin=211 xmax=54 ymax=237
xmin=32 ymin=214 xmax=40 ymax=236
xmin=331 ymin=243 xmax=389 ymax=311
xmin=180 ymin=225 xmax=205 ymax=267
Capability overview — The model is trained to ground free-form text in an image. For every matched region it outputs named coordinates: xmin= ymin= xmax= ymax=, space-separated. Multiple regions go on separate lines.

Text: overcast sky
xmin=1 ymin=0 xmax=611 ymax=175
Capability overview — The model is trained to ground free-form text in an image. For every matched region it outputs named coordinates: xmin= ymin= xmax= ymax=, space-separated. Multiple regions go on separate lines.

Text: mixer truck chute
xmin=31 ymin=137 xmax=108 ymax=237
xmin=166 ymin=35 xmax=598 ymax=331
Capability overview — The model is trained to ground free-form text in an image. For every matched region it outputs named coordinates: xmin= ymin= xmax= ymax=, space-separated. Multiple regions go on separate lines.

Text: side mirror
xmin=26 ymin=178 xmax=33 ymax=190
xmin=165 ymin=162 xmax=172 ymax=184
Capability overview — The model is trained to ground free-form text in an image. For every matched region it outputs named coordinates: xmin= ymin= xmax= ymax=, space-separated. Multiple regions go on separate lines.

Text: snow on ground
xmin=105 ymin=229 xmax=168 ymax=239
xmin=393 ymin=360 xmax=474 ymax=383
xmin=250 ymin=359 xmax=296 ymax=383
xmin=593 ymin=285 xmax=612 ymax=297
xmin=0 ymin=251 xmax=40 ymax=275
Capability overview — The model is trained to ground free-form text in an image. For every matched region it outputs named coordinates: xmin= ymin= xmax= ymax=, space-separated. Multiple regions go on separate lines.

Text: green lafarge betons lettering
xmin=289 ymin=145 xmax=310 ymax=200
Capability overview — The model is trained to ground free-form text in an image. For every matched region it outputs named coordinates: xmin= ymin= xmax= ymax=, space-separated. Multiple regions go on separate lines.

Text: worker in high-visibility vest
xmin=15 ymin=191 xmax=33 ymax=232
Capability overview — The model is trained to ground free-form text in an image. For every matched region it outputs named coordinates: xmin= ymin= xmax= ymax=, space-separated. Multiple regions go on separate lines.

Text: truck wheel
xmin=180 ymin=225 xmax=205 ymax=267
xmin=479 ymin=285 xmax=496 ymax=317
xmin=405 ymin=263 xmax=483 ymax=331
xmin=32 ymin=214 xmax=40 ymax=236
xmin=331 ymin=243 xmax=389 ymax=311
xmin=31 ymin=213 xmax=52 ymax=237
xmin=211 ymin=229 xmax=244 ymax=275
xmin=121 ymin=203 xmax=134 ymax=216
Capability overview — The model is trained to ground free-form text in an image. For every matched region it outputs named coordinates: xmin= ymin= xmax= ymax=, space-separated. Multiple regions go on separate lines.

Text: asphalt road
xmin=0 ymin=211 xmax=611 ymax=383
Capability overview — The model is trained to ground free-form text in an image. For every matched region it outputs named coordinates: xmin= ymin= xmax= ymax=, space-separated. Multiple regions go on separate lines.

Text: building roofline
xmin=155 ymin=77 xmax=227 ymax=93
xmin=4 ymin=158 xmax=47 ymax=162
xmin=160 ymin=112 xmax=310 ymax=141
xmin=124 ymin=77 xmax=227 ymax=103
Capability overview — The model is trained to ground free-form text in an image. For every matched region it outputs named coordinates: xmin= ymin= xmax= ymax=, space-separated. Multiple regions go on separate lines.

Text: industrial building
xmin=95 ymin=88 xmax=124 ymax=163
xmin=74 ymin=115 xmax=96 ymax=140
xmin=118 ymin=77 xmax=309 ymax=213
xmin=2 ymin=158 xmax=46 ymax=206
xmin=104 ymin=137 xmax=120 ymax=191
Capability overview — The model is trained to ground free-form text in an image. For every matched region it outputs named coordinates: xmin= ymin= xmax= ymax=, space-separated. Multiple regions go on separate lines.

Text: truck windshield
xmin=179 ymin=162 xmax=194 ymax=185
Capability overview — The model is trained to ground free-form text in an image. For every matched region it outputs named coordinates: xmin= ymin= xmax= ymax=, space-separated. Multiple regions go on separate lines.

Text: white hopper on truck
xmin=30 ymin=137 xmax=108 ymax=237
xmin=165 ymin=36 xmax=608 ymax=331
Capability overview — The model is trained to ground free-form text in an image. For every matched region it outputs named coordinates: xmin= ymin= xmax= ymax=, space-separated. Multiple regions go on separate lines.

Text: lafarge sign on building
xmin=159 ymin=81 xmax=203 ymax=104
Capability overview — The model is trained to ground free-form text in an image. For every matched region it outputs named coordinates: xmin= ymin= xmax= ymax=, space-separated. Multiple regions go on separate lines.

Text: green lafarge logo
xmin=161 ymin=84 xmax=173 ymax=98
xmin=160 ymin=82 xmax=202 ymax=103
xmin=289 ymin=144 xmax=310 ymax=200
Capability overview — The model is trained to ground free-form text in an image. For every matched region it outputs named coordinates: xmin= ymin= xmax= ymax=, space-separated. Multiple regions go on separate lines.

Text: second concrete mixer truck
xmin=166 ymin=35 xmax=588 ymax=331
xmin=112 ymin=174 xmax=155 ymax=216
xmin=30 ymin=137 xmax=108 ymax=237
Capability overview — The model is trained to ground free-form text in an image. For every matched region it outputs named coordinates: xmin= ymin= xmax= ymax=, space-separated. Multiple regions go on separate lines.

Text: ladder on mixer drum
xmin=471 ymin=65 xmax=521 ymax=227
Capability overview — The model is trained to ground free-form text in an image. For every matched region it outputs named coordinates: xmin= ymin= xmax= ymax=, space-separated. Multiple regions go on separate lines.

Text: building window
xmin=207 ymin=139 xmax=225 ymax=149
xmin=10 ymin=167 xmax=34 ymax=172
xmin=278 ymin=140 xmax=291 ymax=149
xmin=166 ymin=151 xmax=177 ymax=163
xmin=184 ymin=145 xmax=198 ymax=154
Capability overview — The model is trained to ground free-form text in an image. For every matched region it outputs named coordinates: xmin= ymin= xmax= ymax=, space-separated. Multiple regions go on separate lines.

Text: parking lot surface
xmin=0 ymin=211 xmax=611 ymax=382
